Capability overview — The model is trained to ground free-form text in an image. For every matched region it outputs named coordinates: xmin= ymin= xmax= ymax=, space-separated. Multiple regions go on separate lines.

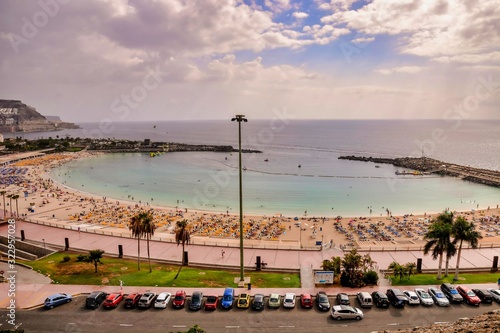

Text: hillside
xmin=0 ymin=99 xmax=80 ymax=133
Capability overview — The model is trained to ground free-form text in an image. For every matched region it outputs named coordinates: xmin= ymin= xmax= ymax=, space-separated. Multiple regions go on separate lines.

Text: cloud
xmin=432 ymin=52 xmax=500 ymax=64
xmin=292 ymin=11 xmax=309 ymax=19
xmin=351 ymin=37 xmax=374 ymax=44
xmin=374 ymin=66 xmax=425 ymax=75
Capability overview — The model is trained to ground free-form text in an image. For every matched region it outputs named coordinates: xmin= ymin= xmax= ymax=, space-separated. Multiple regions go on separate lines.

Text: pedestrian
xmin=221 ymin=250 xmax=225 ymax=258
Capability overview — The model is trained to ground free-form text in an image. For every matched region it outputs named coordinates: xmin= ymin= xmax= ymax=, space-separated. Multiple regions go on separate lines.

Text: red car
xmin=172 ymin=290 xmax=187 ymax=309
xmin=456 ymin=286 xmax=481 ymax=306
xmin=103 ymin=292 xmax=124 ymax=309
xmin=124 ymin=293 xmax=142 ymax=308
xmin=204 ymin=295 xmax=218 ymax=311
xmin=300 ymin=294 xmax=313 ymax=309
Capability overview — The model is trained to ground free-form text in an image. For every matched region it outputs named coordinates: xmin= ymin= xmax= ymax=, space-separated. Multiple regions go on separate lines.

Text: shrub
xmin=363 ymin=270 xmax=379 ymax=285
xmin=76 ymin=254 xmax=88 ymax=262
xmin=62 ymin=255 xmax=71 ymax=262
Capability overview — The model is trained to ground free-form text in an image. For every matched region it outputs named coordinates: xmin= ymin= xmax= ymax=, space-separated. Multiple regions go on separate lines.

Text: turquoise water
xmin=50 ymin=151 xmax=500 ymax=217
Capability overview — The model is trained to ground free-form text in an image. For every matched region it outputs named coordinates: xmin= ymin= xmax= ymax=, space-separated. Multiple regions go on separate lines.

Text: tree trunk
xmin=147 ymin=234 xmax=151 ymax=273
xmin=453 ymin=240 xmax=463 ymax=281
xmin=445 ymin=255 xmax=450 ymax=277
xmin=15 ymin=199 xmax=19 ymax=218
xmin=2 ymin=195 xmax=6 ymax=218
xmin=94 ymin=261 xmax=98 ymax=273
xmin=437 ymin=252 xmax=443 ymax=280
xmin=9 ymin=198 xmax=12 ymax=217
xmin=137 ymin=237 xmax=141 ymax=271
xmin=174 ymin=242 xmax=185 ymax=280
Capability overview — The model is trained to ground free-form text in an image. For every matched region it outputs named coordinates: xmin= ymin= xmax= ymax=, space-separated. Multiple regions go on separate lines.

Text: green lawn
xmin=389 ymin=272 xmax=500 ymax=286
xmin=24 ymin=252 xmax=300 ymax=288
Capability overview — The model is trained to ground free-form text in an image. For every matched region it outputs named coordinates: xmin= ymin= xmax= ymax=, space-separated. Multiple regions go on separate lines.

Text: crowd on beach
xmin=1 ymin=151 xmax=499 ymax=247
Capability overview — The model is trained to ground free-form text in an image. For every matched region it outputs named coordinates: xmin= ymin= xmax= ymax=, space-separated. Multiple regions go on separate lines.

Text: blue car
xmin=221 ymin=288 xmax=235 ymax=309
xmin=44 ymin=293 xmax=72 ymax=309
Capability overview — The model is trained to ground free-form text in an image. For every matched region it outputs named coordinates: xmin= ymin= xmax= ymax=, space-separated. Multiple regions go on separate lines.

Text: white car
xmin=403 ymin=290 xmax=421 ymax=305
xmin=283 ymin=293 xmax=296 ymax=308
xmin=154 ymin=292 xmax=172 ymax=309
xmin=487 ymin=288 xmax=500 ymax=303
xmin=414 ymin=288 xmax=434 ymax=306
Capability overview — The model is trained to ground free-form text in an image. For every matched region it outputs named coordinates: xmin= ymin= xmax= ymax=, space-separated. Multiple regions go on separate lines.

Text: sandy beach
xmin=1 ymin=151 xmax=499 ymax=249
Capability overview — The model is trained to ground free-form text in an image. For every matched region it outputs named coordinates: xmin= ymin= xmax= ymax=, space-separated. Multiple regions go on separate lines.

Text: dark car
xmin=456 ymin=286 xmax=481 ymax=306
xmin=252 ymin=294 xmax=265 ymax=311
xmin=440 ymin=283 xmax=463 ymax=303
xmin=316 ymin=291 xmax=331 ymax=311
xmin=386 ymin=289 xmax=407 ymax=308
xmin=85 ymin=291 xmax=107 ymax=309
xmin=173 ymin=290 xmax=187 ymax=309
xmin=336 ymin=293 xmax=350 ymax=305
xmin=124 ymin=293 xmax=142 ymax=308
xmin=472 ymin=289 xmax=493 ymax=304
xmin=189 ymin=291 xmax=203 ymax=311
xmin=372 ymin=291 xmax=390 ymax=308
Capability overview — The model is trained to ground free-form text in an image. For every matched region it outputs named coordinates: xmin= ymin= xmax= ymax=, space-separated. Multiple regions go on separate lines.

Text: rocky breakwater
xmin=377 ymin=309 xmax=500 ymax=333
xmin=168 ymin=143 xmax=261 ymax=153
xmin=339 ymin=156 xmax=500 ymax=188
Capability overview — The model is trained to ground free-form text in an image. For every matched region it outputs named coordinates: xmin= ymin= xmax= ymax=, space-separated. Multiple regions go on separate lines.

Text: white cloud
xmin=292 ymin=12 xmax=309 ymax=19
xmin=432 ymin=52 xmax=500 ymax=64
xmin=351 ymin=37 xmax=374 ymax=44
xmin=374 ymin=66 xmax=424 ymax=75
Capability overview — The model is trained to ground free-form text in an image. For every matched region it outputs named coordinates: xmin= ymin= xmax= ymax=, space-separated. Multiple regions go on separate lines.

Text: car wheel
xmin=355 ymin=316 xmax=361 ymax=320
xmin=336 ymin=317 xmax=342 ymax=321
xmin=67 ymin=299 xmax=71 ymax=303
xmin=49 ymin=305 xmax=54 ymax=309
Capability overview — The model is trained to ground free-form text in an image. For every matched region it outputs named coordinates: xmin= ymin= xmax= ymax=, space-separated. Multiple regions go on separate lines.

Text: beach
xmin=1 ymin=151 xmax=500 ymax=249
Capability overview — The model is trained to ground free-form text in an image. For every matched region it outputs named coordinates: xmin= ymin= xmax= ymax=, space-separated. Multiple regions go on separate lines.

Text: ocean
xmin=7 ymin=120 xmax=500 ymax=217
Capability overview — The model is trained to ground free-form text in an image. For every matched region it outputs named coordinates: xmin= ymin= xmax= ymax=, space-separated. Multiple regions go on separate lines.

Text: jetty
xmin=338 ymin=156 xmax=500 ymax=188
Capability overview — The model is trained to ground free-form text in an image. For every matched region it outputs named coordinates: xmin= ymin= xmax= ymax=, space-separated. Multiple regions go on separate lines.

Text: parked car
xmin=189 ymin=291 xmax=204 ymax=310
xmin=138 ymin=291 xmax=156 ymax=309
xmin=472 ymin=289 xmax=493 ymax=304
xmin=336 ymin=293 xmax=350 ymax=305
xmin=316 ymin=291 xmax=331 ymax=311
xmin=283 ymin=293 xmax=296 ymax=308
xmin=371 ymin=291 xmax=390 ymax=308
xmin=221 ymin=288 xmax=235 ymax=309
xmin=204 ymin=295 xmax=218 ymax=311
xmin=124 ymin=293 xmax=142 ymax=308
xmin=172 ymin=290 xmax=187 ymax=309
xmin=268 ymin=293 xmax=281 ymax=309
xmin=300 ymin=294 xmax=313 ymax=309
xmin=103 ymin=292 xmax=124 ymax=309
xmin=386 ymin=289 xmax=407 ymax=308
xmin=403 ymin=290 xmax=421 ymax=305
xmin=456 ymin=286 xmax=481 ymax=306
xmin=330 ymin=305 xmax=364 ymax=321
xmin=440 ymin=283 xmax=463 ymax=303
xmin=44 ymin=293 xmax=72 ymax=309
xmin=237 ymin=293 xmax=250 ymax=309
xmin=486 ymin=288 xmax=500 ymax=303
xmin=428 ymin=287 xmax=450 ymax=307
xmin=154 ymin=292 xmax=172 ymax=309
xmin=85 ymin=291 xmax=107 ymax=309
xmin=356 ymin=292 xmax=373 ymax=308
xmin=414 ymin=288 xmax=434 ymax=306
xmin=252 ymin=294 xmax=265 ymax=311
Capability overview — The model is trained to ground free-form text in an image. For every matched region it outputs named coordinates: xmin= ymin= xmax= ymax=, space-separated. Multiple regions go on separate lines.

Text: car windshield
xmin=270 ymin=297 xmax=278 ymax=302
xmin=467 ymin=291 xmax=475 ymax=296
xmin=175 ymin=295 xmax=184 ymax=300
xmin=223 ymin=295 xmax=231 ymax=301
xmin=207 ymin=296 xmax=216 ymax=303
xmin=450 ymin=290 xmax=458 ymax=294
xmin=436 ymin=292 xmax=444 ymax=297
xmin=192 ymin=296 xmax=200 ymax=302
xmin=285 ymin=299 xmax=292 ymax=303
xmin=239 ymin=299 xmax=246 ymax=304
xmin=421 ymin=293 xmax=431 ymax=298
xmin=319 ymin=296 xmax=328 ymax=302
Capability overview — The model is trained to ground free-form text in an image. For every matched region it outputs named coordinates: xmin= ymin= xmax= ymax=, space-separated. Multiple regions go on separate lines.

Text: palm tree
xmin=404 ymin=262 xmax=417 ymax=279
xmin=423 ymin=218 xmax=452 ymax=280
xmin=128 ymin=213 xmax=144 ymax=270
xmin=0 ymin=190 xmax=6 ymax=218
xmin=141 ymin=210 xmax=156 ymax=273
xmin=361 ymin=253 xmax=375 ymax=273
xmin=174 ymin=219 xmax=191 ymax=279
xmin=452 ymin=217 xmax=482 ymax=280
xmin=7 ymin=194 xmax=13 ymax=217
xmin=86 ymin=249 xmax=105 ymax=273
xmin=12 ymin=194 xmax=20 ymax=218
xmin=435 ymin=212 xmax=455 ymax=277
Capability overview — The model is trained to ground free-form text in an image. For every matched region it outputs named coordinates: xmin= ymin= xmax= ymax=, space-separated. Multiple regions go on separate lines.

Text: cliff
xmin=0 ymin=99 xmax=80 ymax=133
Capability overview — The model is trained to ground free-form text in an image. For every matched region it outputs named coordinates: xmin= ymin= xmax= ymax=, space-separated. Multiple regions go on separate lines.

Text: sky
xmin=0 ymin=0 xmax=499 ymax=122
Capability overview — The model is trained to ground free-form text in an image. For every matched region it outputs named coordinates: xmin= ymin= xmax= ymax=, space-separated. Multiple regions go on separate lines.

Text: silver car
xmin=330 ymin=305 xmax=364 ymax=321
xmin=487 ymin=288 xmax=500 ymax=303
xmin=428 ymin=287 xmax=450 ymax=307
xmin=403 ymin=290 xmax=420 ymax=305
xmin=414 ymin=288 xmax=434 ymax=306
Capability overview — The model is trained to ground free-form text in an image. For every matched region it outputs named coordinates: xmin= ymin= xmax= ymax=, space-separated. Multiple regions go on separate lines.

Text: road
xmin=2 ymin=296 xmax=499 ymax=333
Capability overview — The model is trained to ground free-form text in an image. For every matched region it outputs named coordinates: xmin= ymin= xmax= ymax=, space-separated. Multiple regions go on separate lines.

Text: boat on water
xmin=150 ymin=152 xmax=162 ymax=157
xmin=264 ymin=159 xmax=269 ymax=162
xmin=243 ymin=166 xmax=247 ymax=171
xmin=395 ymin=170 xmax=430 ymax=176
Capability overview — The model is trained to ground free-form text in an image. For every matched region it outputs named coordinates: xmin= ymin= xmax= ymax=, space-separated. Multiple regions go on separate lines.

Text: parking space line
xmin=225 ymin=326 xmax=240 ymax=328
xmin=172 ymin=325 xmax=187 ymax=328
xmin=119 ymin=324 xmax=133 ymax=327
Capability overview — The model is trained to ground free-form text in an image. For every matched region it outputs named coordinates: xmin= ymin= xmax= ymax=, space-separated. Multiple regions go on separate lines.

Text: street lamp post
xmin=42 ymin=239 xmax=45 ymax=249
xmin=231 ymin=115 xmax=247 ymax=282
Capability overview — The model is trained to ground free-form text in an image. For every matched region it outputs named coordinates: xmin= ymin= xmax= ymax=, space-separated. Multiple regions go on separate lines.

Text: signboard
xmin=314 ymin=271 xmax=334 ymax=284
